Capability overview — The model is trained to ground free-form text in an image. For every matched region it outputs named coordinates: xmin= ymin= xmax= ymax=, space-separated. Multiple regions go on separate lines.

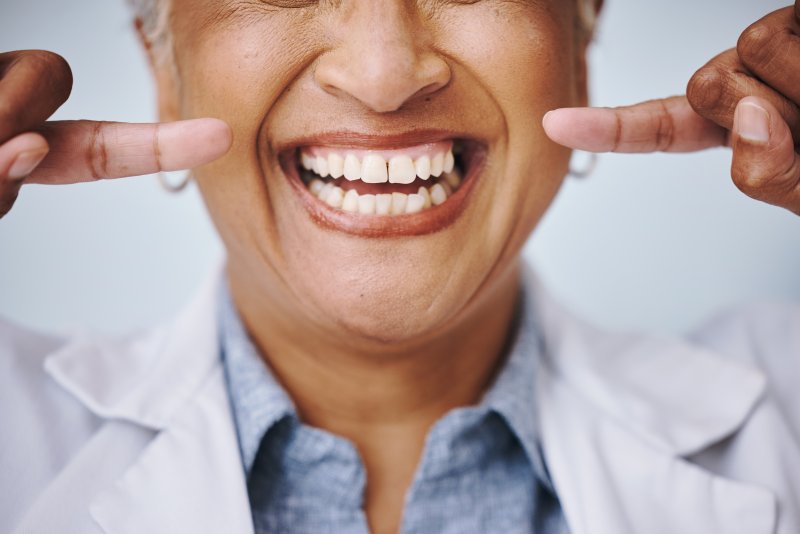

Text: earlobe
xmin=133 ymin=18 xmax=181 ymax=123
xmin=573 ymin=46 xmax=590 ymax=108
xmin=153 ymin=63 xmax=181 ymax=123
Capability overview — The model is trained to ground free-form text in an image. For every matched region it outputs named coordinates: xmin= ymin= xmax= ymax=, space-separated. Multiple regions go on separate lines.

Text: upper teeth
xmin=301 ymin=146 xmax=456 ymax=184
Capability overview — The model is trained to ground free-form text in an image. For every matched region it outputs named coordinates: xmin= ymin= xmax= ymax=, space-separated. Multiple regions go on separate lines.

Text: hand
xmin=543 ymin=2 xmax=800 ymax=216
xmin=0 ymin=50 xmax=232 ymax=219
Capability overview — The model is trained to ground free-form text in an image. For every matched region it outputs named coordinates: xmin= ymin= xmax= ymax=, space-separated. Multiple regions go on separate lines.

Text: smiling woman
xmin=1 ymin=2 xmax=799 ymax=534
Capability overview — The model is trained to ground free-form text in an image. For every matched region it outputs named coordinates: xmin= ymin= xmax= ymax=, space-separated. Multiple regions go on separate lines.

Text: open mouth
xmin=279 ymin=136 xmax=486 ymax=237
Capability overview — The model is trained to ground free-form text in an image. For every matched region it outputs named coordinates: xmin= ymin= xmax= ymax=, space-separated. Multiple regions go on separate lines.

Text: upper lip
xmin=273 ymin=128 xmax=484 ymax=156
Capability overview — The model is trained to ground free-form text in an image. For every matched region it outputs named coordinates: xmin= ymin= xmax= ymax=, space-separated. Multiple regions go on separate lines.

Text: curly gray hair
xmin=127 ymin=0 xmax=599 ymax=62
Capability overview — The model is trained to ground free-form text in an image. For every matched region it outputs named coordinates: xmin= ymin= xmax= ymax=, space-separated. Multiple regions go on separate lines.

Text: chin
xmin=286 ymin=245 xmax=474 ymax=346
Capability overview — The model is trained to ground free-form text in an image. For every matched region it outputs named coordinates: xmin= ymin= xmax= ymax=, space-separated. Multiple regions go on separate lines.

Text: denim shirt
xmin=219 ymin=282 xmax=569 ymax=534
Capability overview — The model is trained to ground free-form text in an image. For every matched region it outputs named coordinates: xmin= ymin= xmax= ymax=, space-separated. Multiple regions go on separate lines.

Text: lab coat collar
xmin=43 ymin=263 xmax=254 ymax=534
xmin=43 ymin=265 xmax=224 ymax=430
xmin=41 ymin=263 xmax=774 ymax=534
xmin=525 ymin=267 xmax=775 ymax=534
xmin=44 ymin=264 xmax=767 ymax=452
xmin=525 ymin=267 xmax=767 ymax=457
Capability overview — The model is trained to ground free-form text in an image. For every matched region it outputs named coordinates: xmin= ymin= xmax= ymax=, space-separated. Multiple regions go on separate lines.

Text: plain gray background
xmin=0 ymin=0 xmax=797 ymax=336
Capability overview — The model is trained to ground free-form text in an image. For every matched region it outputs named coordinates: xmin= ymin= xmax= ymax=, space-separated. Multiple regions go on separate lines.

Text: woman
xmin=1 ymin=1 xmax=798 ymax=533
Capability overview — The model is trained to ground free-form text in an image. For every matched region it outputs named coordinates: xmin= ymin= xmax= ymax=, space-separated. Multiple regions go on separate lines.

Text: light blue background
xmin=0 ymin=0 xmax=797 ymax=336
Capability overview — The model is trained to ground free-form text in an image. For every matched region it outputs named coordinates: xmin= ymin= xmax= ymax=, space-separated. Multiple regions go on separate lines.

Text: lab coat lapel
xmin=89 ymin=366 xmax=254 ymax=534
xmin=43 ymin=264 xmax=254 ymax=534
xmin=528 ymin=270 xmax=777 ymax=534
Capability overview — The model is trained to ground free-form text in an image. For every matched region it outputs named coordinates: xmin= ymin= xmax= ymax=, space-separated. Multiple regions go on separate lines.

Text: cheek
xmin=441 ymin=6 xmax=575 ymax=247
xmin=168 ymin=7 xmax=320 ymax=249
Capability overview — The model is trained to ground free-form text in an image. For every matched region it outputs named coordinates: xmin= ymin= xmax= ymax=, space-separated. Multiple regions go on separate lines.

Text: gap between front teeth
xmin=301 ymin=147 xmax=455 ymax=184
xmin=307 ymin=170 xmax=462 ymax=216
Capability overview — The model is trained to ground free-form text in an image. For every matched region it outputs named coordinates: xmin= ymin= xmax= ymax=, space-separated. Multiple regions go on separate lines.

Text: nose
xmin=314 ymin=2 xmax=451 ymax=113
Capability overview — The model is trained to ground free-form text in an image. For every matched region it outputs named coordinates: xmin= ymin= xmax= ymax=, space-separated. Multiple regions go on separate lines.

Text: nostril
xmin=314 ymin=44 xmax=450 ymax=113
xmin=413 ymin=81 xmax=447 ymax=101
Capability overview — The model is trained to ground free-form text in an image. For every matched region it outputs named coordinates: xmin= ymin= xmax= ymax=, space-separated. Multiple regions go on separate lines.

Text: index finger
xmin=28 ymin=118 xmax=232 ymax=184
xmin=543 ymin=96 xmax=729 ymax=154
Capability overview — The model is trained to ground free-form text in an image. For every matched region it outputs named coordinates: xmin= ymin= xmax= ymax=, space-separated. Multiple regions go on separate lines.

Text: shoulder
xmin=0 ymin=316 xmax=102 ymax=527
xmin=0 ymin=314 xmax=68 ymax=402
xmin=690 ymin=299 xmax=800 ymax=403
xmin=690 ymin=299 xmax=800 ymax=360
xmin=690 ymin=299 xmax=800 ymax=427
xmin=688 ymin=301 xmax=800 ymax=530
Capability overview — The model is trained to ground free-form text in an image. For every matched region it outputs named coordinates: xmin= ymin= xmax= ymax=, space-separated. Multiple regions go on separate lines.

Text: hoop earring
xmin=568 ymin=152 xmax=599 ymax=179
xmin=157 ymin=170 xmax=192 ymax=193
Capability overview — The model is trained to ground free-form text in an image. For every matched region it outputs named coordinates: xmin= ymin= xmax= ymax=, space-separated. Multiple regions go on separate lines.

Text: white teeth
xmin=302 ymin=145 xmax=463 ymax=216
xmin=391 ymin=192 xmax=408 ymax=215
xmin=309 ymin=179 xmax=325 ymax=197
xmin=417 ymin=186 xmax=432 ymax=208
xmin=430 ymin=183 xmax=448 ymax=205
xmin=325 ymin=186 xmax=345 ymax=208
xmin=342 ymin=189 xmax=359 ymax=212
xmin=415 ymin=156 xmax=431 ymax=180
xmin=344 ymin=154 xmax=361 ymax=181
xmin=307 ymin=178 xmax=456 ymax=216
xmin=361 ymin=154 xmax=388 ymax=183
xmin=444 ymin=169 xmax=461 ymax=189
xmin=304 ymin=146 xmax=457 ymax=183
xmin=316 ymin=155 xmax=329 ymax=178
xmin=443 ymin=150 xmax=455 ymax=174
xmin=440 ymin=180 xmax=453 ymax=196
xmin=318 ymin=182 xmax=334 ymax=200
xmin=358 ymin=194 xmax=376 ymax=214
xmin=388 ymin=155 xmax=416 ymax=184
xmin=328 ymin=153 xmax=344 ymax=179
xmin=405 ymin=193 xmax=425 ymax=214
xmin=376 ymin=194 xmax=392 ymax=215
xmin=431 ymin=153 xmax=444 ymax=177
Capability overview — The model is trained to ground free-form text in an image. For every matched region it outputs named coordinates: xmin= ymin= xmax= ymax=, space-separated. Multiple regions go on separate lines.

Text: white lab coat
xmin=1 ymin=265 xmax=798 ymax=534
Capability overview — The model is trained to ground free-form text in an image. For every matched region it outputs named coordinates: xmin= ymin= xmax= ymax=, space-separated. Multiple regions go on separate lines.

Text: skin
xmin=1 ymin=1 xmax=798 ymax=532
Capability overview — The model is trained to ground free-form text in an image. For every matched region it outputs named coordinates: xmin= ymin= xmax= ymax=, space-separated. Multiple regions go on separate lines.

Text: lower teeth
xmin=303 ymin=169 xmax=463 ymax=216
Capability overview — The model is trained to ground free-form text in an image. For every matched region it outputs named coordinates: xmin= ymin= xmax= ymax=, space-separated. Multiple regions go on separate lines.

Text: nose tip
xmin=316 ymin=50 xmax=451 ymax=113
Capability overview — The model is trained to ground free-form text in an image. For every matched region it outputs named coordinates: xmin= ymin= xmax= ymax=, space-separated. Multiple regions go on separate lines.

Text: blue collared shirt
xmin=219 ymin=281 xmax=568 ymax=533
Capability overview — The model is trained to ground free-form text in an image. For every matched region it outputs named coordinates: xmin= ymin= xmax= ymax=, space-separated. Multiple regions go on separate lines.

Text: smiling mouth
xmin=280 ymin=135 xmax=485 ymax=237
xmin=299 ymin=140 xmax=464 ymax=215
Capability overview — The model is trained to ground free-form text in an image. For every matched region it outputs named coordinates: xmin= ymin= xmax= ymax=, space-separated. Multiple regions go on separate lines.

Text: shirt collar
xmin=219 ymin=286 xmax=296 ymax=474
xmin=219 ymin=275 xmax=549 ymax=483
xmin=482 ymin=279 xmax=552 ymax=488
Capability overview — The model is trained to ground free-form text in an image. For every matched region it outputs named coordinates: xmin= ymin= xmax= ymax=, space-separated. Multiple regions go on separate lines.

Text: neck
xmin=229 ymin=261 xmax=520 ymax=431
xmin=228 ymin=259 xmax=521 ymax=533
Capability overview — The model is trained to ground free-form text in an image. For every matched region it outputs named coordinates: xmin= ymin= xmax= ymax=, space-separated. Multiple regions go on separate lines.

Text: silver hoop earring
xmin=157 ymin=170 xmax=192 ymax=193
xmin=568 ymin=152 xmax=599 ymax=179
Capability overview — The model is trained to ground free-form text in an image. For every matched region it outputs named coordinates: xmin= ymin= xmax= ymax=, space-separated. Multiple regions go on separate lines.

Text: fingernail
xmin=735 ymin=102 xmax=770 ymax=144
xmin=8 ymin=149 xmax=48 ymax=180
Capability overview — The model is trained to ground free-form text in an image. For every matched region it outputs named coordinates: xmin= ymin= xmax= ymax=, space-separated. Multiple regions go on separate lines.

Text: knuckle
xmin=731 ymin=166 xmax=764 ymax=195
xmin=87 ymin=121 xmax=110 ymax=180
xmin=653 ymin=100 xmax=676 ymax=151
xmin=24 ymin=50 xmax=73 ymax=100
xmin=737 ymin=24 xmax=778 ymax=69
xmin=686 ymin=66 xmax=727 ymax=115
xmin=731 ymin=156 xmax=798 ymax=199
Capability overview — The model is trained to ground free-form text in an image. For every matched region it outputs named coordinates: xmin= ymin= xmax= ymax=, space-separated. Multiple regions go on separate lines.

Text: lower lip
xmin=280 ymin=147 xmax=486 ymax=238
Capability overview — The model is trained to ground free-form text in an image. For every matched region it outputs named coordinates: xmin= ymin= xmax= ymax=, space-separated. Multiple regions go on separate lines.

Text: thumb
xmin=730 ymin=96 xmax=800 ymax=215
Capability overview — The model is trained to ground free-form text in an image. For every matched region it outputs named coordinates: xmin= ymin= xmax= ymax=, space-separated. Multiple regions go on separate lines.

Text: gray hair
xmin=127 ymin=0 xmax=599 ymax=61
xmin=126 ymin=0 xmax=172 ymax=63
